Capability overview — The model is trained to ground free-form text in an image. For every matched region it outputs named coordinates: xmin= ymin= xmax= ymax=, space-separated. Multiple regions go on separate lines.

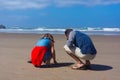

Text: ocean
xmin=0 ymin=26 xmax=120 ymax=35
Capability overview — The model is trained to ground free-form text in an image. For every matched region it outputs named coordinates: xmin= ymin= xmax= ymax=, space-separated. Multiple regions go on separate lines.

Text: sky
xmin=0 ymin=0 xmax=120 ymax=28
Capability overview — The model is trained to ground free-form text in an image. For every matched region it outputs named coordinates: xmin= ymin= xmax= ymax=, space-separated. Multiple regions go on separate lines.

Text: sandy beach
xmin=0 ymin=33 xmax=120 ymax=80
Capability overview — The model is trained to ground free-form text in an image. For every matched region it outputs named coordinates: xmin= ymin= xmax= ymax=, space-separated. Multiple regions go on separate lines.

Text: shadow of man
xmin=90 ymin=64 xmax=113 ymax=71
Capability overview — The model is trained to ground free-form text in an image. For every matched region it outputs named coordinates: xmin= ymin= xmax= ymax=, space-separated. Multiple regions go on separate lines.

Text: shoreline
xmin=0 ymin=29 xmax=120 ymax=35
xmin=0 ymin=33 xmax=120 ymax=80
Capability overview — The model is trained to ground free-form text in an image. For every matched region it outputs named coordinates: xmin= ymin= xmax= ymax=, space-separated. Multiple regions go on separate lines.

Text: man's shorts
xmin=64 ymin=45 xmax=96 ymax=60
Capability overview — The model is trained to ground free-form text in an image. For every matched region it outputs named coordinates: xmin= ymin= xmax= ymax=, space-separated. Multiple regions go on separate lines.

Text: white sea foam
xmin=103 ymin=28 xmax=120 ymax=31
xmin=0 ymin=27 xmax=120 ymax=35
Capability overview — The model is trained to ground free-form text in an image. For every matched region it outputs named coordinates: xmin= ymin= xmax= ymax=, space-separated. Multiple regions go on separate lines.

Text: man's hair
xmin=64 ymin=29 xmax=73 ymax=36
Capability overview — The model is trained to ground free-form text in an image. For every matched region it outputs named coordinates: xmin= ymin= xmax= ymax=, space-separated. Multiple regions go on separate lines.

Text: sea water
xmin=0 ymin=26 xmax=120 ymax=35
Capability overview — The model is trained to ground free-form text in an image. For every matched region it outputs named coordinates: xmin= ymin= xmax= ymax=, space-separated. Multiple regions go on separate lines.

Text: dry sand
xmin=0 ymin=33 xmax=120 ymax=80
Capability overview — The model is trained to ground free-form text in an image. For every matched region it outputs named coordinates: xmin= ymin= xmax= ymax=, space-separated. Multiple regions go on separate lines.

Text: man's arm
xmin=67 ymin=31 xmax=76 ymax=48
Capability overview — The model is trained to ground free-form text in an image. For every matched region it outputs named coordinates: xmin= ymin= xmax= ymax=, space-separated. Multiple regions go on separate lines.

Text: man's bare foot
xmin=71 ymin=63 xmax=86 ymax=70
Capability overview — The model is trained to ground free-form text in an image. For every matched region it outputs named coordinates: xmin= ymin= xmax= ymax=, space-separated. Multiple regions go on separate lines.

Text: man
xmin=64 ymin=29 xmax=97 ymax=70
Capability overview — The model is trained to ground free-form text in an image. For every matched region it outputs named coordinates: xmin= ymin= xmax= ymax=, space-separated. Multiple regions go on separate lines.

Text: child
xmin=29 ymin=33 xmax=57 ymax=67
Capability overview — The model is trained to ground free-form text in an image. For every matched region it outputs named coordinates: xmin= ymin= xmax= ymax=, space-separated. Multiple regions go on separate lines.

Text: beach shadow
xmin=40 ymin=62 xmax=74 ymax=68
xmin=90 ymin=64 xmax=113 ymax=71
xmin=28 ymin=61 xmax=112 ymax=70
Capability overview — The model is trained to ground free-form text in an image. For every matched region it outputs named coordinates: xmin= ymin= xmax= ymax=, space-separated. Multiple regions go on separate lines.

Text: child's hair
xmin=42 ymin=33 xmax=55 ymax=43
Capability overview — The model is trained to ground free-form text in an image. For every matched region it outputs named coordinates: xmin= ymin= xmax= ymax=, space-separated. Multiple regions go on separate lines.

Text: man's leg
xmin=65 ymin=50 xmax=83 ymax=64
xmin=64 ymin=49 xmax=85 ymax=69
xmin=64 ymin=45 xmax=87 ymax=69
xmin=85 ymin=60 xmax=91 ymax=65
xmin=85 ymin=60 xmax=91 ymax=69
